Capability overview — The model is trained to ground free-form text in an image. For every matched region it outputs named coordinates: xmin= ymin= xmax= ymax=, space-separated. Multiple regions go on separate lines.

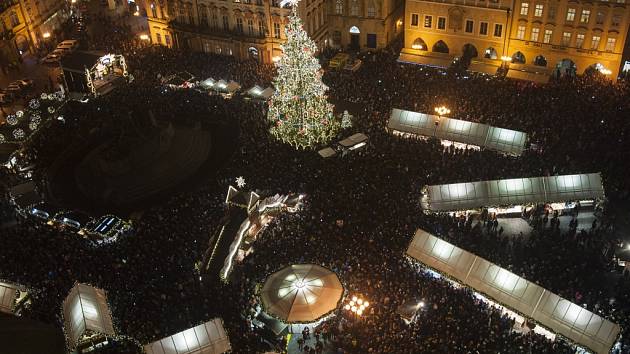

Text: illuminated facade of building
xmin=401 ymin=0 xmax=630 ymax=80
xmin=0 ymin=0 xmax=26 ymax=68
xmin=326 ymin=0 xmax=404 ymax=50
xmin=144 ymin=0 xmax=404 ymax=63
xmin=144 ymin=0 xmax=299 ymax=63
xmin=0 ymin=0 xmax=69 ymax=63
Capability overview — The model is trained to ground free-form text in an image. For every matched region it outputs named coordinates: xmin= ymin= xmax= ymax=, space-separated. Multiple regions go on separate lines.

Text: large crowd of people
xmin=2 ymin=7 xmax=630 ymax=353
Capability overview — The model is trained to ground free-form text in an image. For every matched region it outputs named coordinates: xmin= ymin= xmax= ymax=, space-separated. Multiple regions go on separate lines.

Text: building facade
xmin=401 ymin=0 xmax=630 ymax=79
xmin=0 ymin=0 xmax=70 ymax=64
xmin=144 ymin=0 xmax=403 ymax=63
xmin=0 ymin=0 xmax=27 ymax=69
xmin=144 ymin=0 xmax=303 ymax=64
xmin=326 ymin=0 xmax=404 ymax=50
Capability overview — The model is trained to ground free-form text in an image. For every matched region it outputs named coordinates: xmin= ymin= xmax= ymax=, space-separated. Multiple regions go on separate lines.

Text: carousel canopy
xmin=407 ymin=229 xmax=620 ymax=354
xmin=388 ymin=108 xmax=528 ymax=156
xmin=261 ymin=264 xmax=344 ymax=323
xmin=144 ymin=318 xmax=231 ymax=354
xmin=421 ymin=173 xmax=604 ymax=212
xmin=62 ymin=283 xmax=115 ymax=349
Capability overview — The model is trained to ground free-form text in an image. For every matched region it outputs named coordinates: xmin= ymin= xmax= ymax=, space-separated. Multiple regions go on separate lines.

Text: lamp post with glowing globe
xmin=344 ymin=295 xmax=370 ymax=320
xmin=434 ymin=105 xmax=450 ymax=127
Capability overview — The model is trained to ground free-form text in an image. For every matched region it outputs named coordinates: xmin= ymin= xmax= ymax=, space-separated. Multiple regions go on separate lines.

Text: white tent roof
xmin=318 ymin=147 xmax=337 ymax=158
xmin=246 ymin=85 xmax=274 ymax=100
xmin=421 ymin=173 xmax=604 ymax=212
xmin=201 ymin=78 xmax=216 ymax=88
xmin=144 ymin=318 xmax=231 ymax=354
xmin=407 ymin=229 xmax=620 ymax=354
xmin=0 ymin=282 xmax=19 ymax=314
xmin=62 ymin=283 xmax=115 ymax=348
xmin=338 ymin=133 xmax=368 ymax=148
xmin=389 ymin=108 xmax=528 ymax=156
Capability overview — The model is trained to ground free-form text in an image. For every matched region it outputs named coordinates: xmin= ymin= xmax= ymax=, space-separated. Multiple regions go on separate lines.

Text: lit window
xmin=543 ymin=29 xmax=552 ymax=43
xmin=424 ymin=15 xmax=432 ymax=28
xmin=520 ymin=2 xmax=529 ymax=15
xmin=605 ymin=37 xmax=616 ymax=51
xmin=516 ymin=25 xmax=526 ymax=39
xmin=566 ymin=8 xmax=576 ymax=21
xmin=534 ymin=4 xmax=543 ymax=17
xmin=258 ymin=20 xmax=265 ymax=35
xmin=591 ymin=35 xmax=601 ymax=49
xmin=530 ymin=27 xmax=539 ymax=41
xmin=274 ymin=22 xmax=281 ymax=38
xmin=335 ymin=0 xmax=343 ymax=14
xmin=575 ymin=33 xmax=584 ymax=48
xmin=580 ymin=9 xmax=590 ymax=23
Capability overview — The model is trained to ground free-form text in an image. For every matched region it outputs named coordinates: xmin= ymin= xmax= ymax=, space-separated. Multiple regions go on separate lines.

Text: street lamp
xmin=139 ymin=34 xmax=149 ymax=41
xmin=501 ymin=55 xmax=512 ymax=69
xmin=42 ymin=32 xmax=51 ymax=39
xmin=344 ymin=295 xmax=370 ymax=319
xmin=434 ymin=105 xmax=450 ymax=126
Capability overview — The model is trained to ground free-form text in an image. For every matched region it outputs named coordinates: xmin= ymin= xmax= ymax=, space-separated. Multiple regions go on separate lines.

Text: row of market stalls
xmin=388 ymin=108 xmax=528 ymax=156
xmin=61 ymin=282 xmax=232 ymax=354
xmin=421 ymin=173 xmax=604 ymax=213
xmin=406 ymin=229 xmax=621 ymax=354
xmin=163 ymin=73 xmax=275 ymax=101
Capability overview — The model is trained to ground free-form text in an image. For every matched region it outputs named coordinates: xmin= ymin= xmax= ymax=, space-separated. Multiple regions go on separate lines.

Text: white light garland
xmin=29 ymin=99 xmax=40 ymax=109
xmin=29 ymin=122 xmax=39 ymax=131
xmin=6 ymin=115 xmax=18 ymax=126
xmin=267 ymin=6 xmax=339 ymax=149
xmin=13 ymin=128 xmax=25 ymax=140
xmin=0 ymin=134 xmax=5 ymax=143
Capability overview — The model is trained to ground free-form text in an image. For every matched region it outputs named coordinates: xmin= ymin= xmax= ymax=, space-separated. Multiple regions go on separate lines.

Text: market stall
xmin=406 ymin=229 xmax=620 ymax=354
xmin=421 ymin=173 xmax=604 ymax=213
xmin=144 ymin=318 xmax=231 ymax=354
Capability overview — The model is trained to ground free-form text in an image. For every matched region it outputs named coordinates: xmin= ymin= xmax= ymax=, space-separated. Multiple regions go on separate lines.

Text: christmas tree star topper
xmin=235 ymin=176 xmax=247 ymax=188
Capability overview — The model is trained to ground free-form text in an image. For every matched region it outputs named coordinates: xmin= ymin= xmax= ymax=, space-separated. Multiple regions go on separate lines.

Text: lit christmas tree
xmin=268 ymin=2 xmax=339 ymax=149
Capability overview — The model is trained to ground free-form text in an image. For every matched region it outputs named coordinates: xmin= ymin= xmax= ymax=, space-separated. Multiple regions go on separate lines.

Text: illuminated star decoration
xmin=279 ymin=0 xmax=300 ymax=8
xmin=235 ymin=176 xmax=247 ymax=188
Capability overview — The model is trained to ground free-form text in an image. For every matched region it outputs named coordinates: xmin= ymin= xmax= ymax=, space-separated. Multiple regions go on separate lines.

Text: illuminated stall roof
xmin=260 ymin=264 xmax=344 ymax=323
xmin=406 ymin=229 xmax=620 ymax=354
xmin=0 ymin=282 xmax=20 ymax=314
xmin=144 ymin=318 xmax=231 ymax=354
xmin=422 ymin=173 xmax=604 ymax=212
xmin=388 ymin=108 xmax=528 ymax=156
xmin=389 ymin=109 xmax=435 ymax=138
xmin=62 ymin=283 xmax=115 ymax=349
xmin=246 ymin=85 xmax=274 ymax=100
